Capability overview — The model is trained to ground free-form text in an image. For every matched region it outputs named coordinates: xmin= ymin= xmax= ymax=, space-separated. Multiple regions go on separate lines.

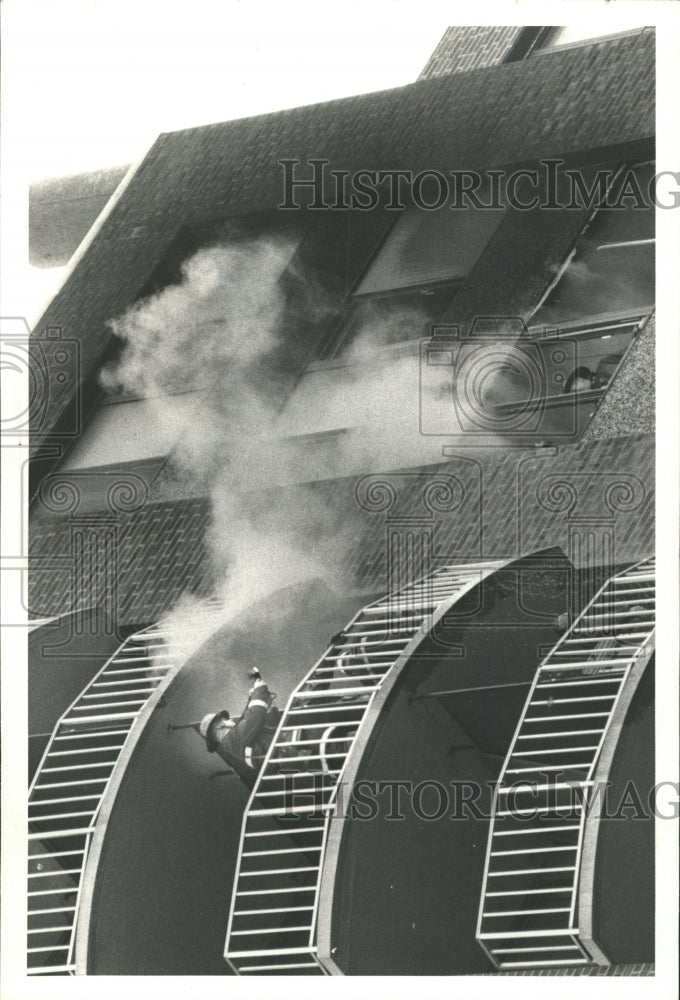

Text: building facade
xmin=25 ymin=25 xmax=656 ymax=976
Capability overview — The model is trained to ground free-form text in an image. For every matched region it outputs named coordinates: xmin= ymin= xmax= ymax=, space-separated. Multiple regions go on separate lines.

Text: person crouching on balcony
xmin=199 ymin=669 xmax=278 ymax=788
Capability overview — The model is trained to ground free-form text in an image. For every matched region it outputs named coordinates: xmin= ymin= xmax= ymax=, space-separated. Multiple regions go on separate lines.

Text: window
xmin=61 ymin=389 xmax=209 ymax=470
xmin=316 ymin=179 xmax=505 ymax=359
xmin=487 ymin=316 xmax=643 ymax=442
xmin=445 ymin=157 xmax=655 ymax=447
xmin=530 ymin=162 xmax=654 ymax=327
xmin=75 ymin=211 xmax=308 ymax=476
xmin=139 ymin=212 xmax=303 ymax=300
xmin=421 ymin=315 xmax=645 ymax=449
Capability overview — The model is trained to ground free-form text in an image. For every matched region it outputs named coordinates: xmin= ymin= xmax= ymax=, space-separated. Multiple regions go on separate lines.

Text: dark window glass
xmin=355 ymin=198 xmax=504 ymax=294
xmin=318 ymin=181 xmax=505 ymax=360
xmin=326 ymin=279 xmax=463 ymax=358
xmin=532 ymin=163 xmax=654 ymax=326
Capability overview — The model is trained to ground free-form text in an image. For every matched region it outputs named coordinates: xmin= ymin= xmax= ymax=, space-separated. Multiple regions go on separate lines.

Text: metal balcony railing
xmin=224 ymin=561 xmax=504 ymax=975
xmin=476 ymin=557 xmax=655 ymax=971
xmin=27 ymin=623 xmax=178 ymax=974
xmin=27 ymin=599 xmax=224 ymax=976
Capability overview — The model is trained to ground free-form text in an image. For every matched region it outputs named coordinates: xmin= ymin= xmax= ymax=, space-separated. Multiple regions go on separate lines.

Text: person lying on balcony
xmin=199 ymin=669 xmax=279 ymax=788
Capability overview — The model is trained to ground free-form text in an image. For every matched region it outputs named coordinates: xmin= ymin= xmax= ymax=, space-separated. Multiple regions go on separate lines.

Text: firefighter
xmin=199 ymin=669 xmax=278 ymax=788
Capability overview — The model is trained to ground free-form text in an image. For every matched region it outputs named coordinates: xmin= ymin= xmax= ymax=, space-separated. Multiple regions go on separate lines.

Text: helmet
xmin=199 ymin=709 xmax=231 ymax=752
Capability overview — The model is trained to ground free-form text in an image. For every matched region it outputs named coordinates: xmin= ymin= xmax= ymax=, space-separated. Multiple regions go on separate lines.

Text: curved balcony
xmin=30 ymin=554 xmax=651 ymax=975
xmin=476 ymin=557 xmax=655 ymax=970
xmin=27 ymin=601 xmax=224 ymax=975
xmin=223 ymin=553 xmax=578 ymax=974
xmin=27 ymin=623 xmax=178 ymax=974
xmin=223 ymin=560 xmax=508 ymax=973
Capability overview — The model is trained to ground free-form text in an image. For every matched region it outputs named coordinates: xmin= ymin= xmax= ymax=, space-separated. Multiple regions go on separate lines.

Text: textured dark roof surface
xmin=419 ymin=25 xmax=524 ymax=77
xmin=31 ymin=29 xmax=654 ymax=451
xmin=29 ymin=432 xmax=655 ymax=623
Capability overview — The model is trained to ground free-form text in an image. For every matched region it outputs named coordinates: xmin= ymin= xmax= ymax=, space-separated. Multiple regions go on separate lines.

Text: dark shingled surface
xmin=31 ymin=30 xmax=655 ymax=454
xmin=29 ymin=432 xmax=654 ymax=623
xmin=419 ymin=26 xmax=524 ymax=78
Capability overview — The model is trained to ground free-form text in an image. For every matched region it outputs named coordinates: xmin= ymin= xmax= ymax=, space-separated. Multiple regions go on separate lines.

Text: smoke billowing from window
xmin=102 ymin=239 xmax=437 ymax=640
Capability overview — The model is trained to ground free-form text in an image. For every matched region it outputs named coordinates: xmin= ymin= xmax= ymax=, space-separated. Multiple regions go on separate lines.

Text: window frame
xmin=527 ymin=160 xmax=655 ymax=328
xmin=317 ymin=276 xmax=466 ymax=362
xmin=490 ymin=312 xmax=649 ymax=434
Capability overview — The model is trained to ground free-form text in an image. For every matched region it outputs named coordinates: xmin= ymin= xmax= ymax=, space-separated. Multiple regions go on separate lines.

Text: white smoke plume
xmin=154 ymin=591 xmax=226 ymax=667
xmin=102 ymin=240 xmax=296 ymax=475
xmin=103 ymin=238 xmax=518 ymax=649
xmin=102 ymin=238 xmax=375 ymax=636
